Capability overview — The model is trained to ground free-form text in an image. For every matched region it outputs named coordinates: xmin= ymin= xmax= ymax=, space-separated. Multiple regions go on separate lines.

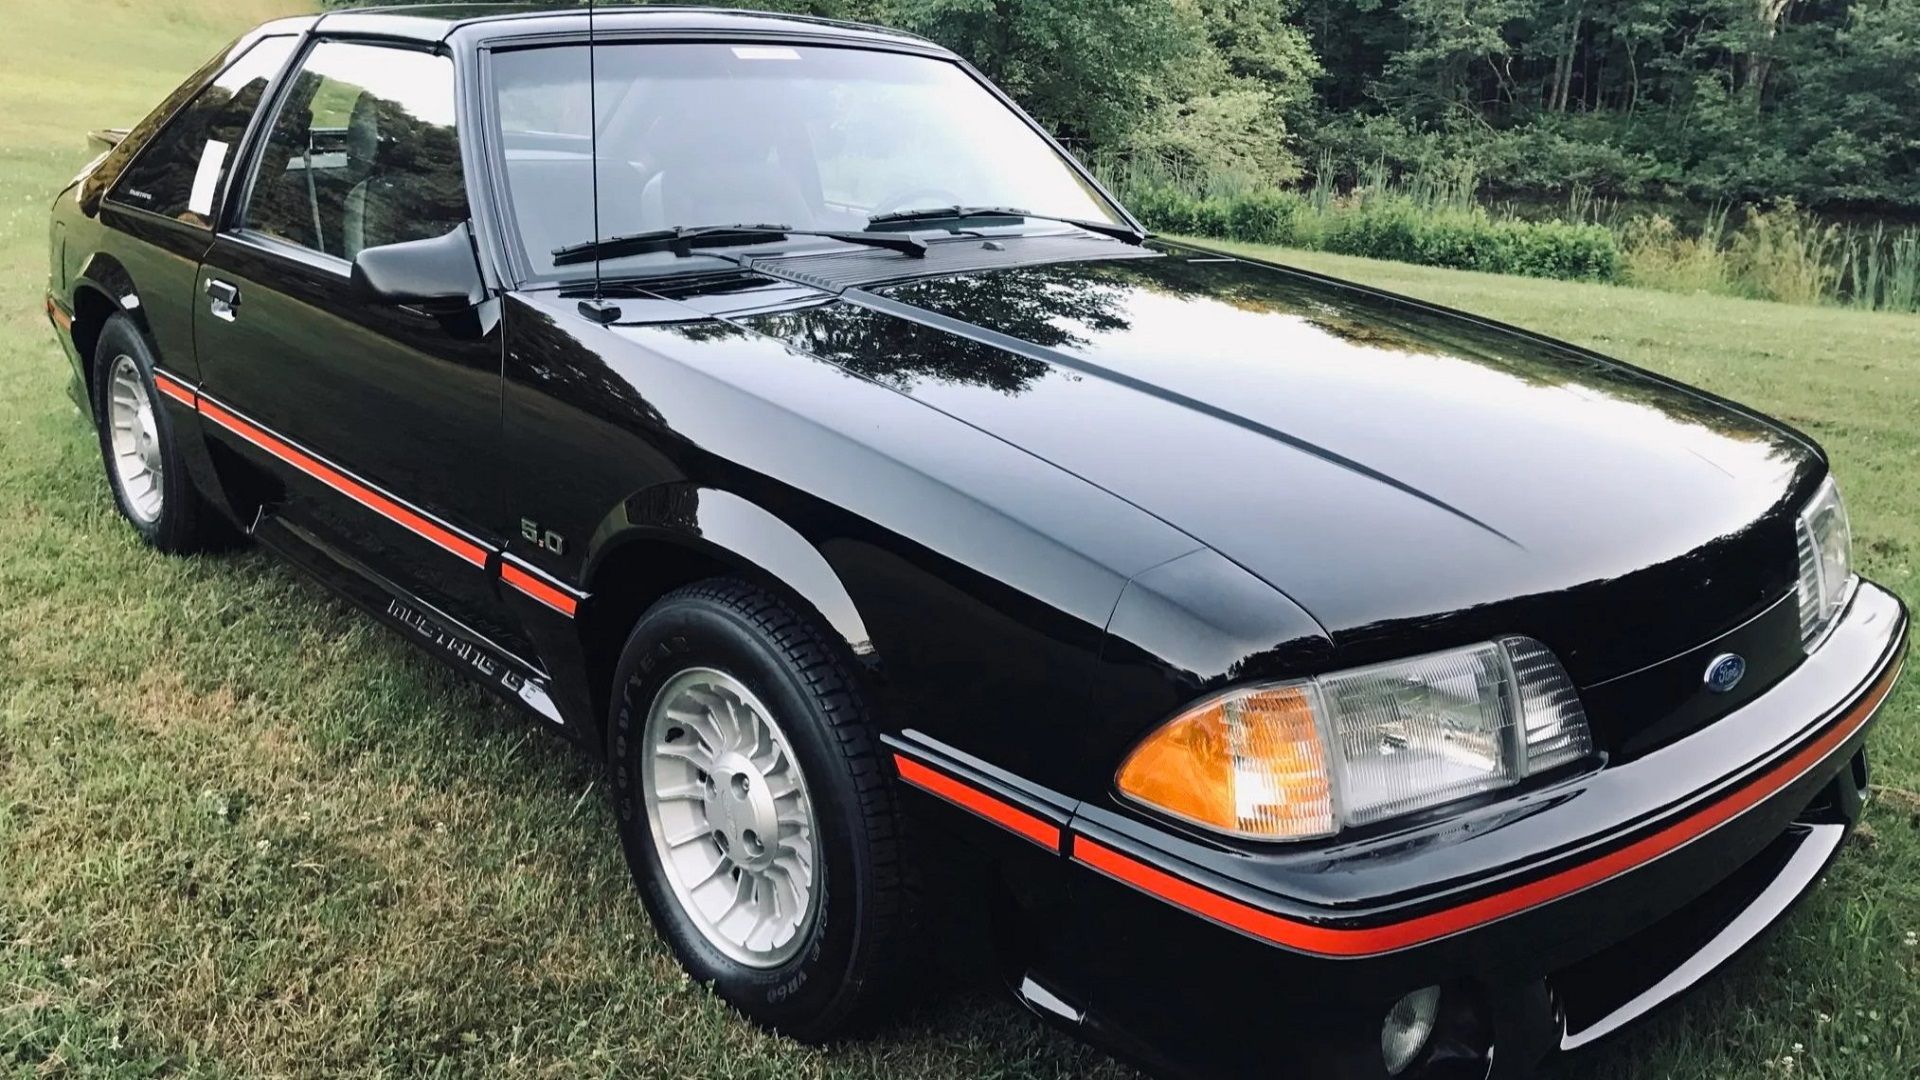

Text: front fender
xmin=1074 ymin=548 xmax=1334 ymax=802
xmin=584 ymin=482 xmax=873 ymax=659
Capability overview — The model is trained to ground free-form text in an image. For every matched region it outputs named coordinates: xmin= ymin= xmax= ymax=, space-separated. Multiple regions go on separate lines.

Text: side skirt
xmin=251 ymin=510 xmax=566 ymax=730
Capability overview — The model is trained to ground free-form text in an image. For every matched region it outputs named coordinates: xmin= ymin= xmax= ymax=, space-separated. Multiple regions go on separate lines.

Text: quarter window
xmin=109 ymin=36 xmax=296 ymax=227
xmin=243 ymin=42 xmax=467 ymax=261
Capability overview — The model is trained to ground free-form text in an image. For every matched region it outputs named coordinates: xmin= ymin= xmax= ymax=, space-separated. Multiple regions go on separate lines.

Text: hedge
xmin=1123 ymin=182 xmax=1625 ymax=284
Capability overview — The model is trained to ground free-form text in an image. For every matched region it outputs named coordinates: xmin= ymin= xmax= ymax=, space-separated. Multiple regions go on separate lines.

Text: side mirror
xmin=351 ymin=222 xmax=485 ymax=311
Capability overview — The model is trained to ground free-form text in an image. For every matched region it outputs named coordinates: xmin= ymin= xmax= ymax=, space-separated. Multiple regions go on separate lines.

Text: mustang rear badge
xmin=1705 ymin=653 xmax=1748 ymax=693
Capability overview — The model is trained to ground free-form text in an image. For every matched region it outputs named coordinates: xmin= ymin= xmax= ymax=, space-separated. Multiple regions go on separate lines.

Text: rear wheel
xmin=90 ymin=315 xmax=228 ymax=553
xmin=608 ymin=578 xmax=915 ymax=1041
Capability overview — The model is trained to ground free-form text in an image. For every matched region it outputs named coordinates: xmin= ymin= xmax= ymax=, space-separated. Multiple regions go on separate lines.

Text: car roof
xmin=316 ymin=4 xmax=943 ymax=52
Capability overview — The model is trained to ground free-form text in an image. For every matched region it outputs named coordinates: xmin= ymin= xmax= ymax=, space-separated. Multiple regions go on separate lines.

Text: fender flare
xmin=70 ymin=253 xmax=158 ymax=361
xmin=584 ymin=484 xmax=874 ymax=659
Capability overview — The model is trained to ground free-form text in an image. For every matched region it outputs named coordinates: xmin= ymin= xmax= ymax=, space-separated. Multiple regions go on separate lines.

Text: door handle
xmin=206 ymin=277 xmax=240 ymax=321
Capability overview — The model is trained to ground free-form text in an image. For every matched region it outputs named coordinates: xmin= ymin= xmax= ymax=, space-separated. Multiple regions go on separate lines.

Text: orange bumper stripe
xmin=895 ymin=754 xmax=1062 ymax=852
xmin=1077 ymin=655 xmax=1904 ymax=958
xmin=197 ymin=396 xmax=488 ymax=568
xmin=502 ymin=562 xmax=579 ymax=617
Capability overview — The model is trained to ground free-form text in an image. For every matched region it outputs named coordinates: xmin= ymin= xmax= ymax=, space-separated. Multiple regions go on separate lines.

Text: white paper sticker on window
xmin=731 ymin=46 xmax=800 ymax=60
xmin=186 ymin=139 xmax=229 ymax=219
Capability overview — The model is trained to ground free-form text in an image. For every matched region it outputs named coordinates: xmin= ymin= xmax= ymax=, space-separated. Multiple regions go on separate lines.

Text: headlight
xmin=1115 ymin=637 xmax=1591 ymax=841
xmin=1796 ymin=475 xmax=1854 ymax=649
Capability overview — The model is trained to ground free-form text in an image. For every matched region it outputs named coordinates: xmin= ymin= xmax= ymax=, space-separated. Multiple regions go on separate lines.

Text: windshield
xmin=488 ymin=42 xmax=1123 ymax=277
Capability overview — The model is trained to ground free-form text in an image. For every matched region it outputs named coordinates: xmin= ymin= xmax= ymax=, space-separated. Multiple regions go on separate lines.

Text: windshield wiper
xmin=866 ymin=205 xmax=1146 ymax=245
xmin=551 ymin=223 xmax=926 ymax=266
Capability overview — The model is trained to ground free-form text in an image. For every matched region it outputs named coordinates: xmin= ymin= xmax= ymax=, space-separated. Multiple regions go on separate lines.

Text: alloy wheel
xmin=106 ymin=354 xmax=164 ymax=524
xmin=642 ymin=667 xmax=820 ymax=968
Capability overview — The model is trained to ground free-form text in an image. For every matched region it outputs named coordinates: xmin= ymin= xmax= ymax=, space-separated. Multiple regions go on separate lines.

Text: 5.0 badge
xmin=520 ymin=518 xmax=566 ymax=555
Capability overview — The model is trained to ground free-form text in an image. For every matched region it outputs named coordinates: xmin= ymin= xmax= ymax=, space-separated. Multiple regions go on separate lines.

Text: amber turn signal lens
xmin=1115 ymin=683 xmax=1335 ymax=841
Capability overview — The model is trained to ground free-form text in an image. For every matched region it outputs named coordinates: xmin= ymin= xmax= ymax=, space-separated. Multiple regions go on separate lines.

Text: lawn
xmin=1 ymin=3 xmax=1916 ymax=1078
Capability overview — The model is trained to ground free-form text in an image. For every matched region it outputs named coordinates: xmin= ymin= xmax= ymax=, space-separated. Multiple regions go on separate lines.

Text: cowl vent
xmin=747 ymin=232 xmax=1160 ymax=294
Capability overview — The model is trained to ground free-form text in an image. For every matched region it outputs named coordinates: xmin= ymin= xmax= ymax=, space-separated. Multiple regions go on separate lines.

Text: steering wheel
xmin=868 ymin=188 xmax=967 ymax=218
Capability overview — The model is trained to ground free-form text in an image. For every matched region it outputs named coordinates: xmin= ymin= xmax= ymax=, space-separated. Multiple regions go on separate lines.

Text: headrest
xmin=346 ymin=91 xmax=384 ymax=167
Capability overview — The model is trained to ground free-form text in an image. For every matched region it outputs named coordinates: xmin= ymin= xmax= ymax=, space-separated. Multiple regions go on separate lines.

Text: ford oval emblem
xmin=1704 ymin=653 xmax=1747 ymax=694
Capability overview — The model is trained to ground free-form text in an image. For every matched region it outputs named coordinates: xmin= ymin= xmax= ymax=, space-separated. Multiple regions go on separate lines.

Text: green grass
xmin=0 ymin=4 xmax=1916 ymax=1077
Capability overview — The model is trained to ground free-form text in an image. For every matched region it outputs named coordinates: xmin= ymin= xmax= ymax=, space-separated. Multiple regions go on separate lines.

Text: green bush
xmin=1119 ymin=182 xmax=1196 ymax=234
xmin=1121 ymin=176 xmax=1625 ymax=284
xmin=1109 ymin=130 xmax=1914 ymax=310
xmin=1121 ymin=183 xmax=1305 ymax=245
xmin=1224 ymin=188 xmax=1308 ymax=246
xmin=1318 ymin=203 xmax=1624 ymax=281
xmin=1124 ymin=182 xmax=1310 ymax=247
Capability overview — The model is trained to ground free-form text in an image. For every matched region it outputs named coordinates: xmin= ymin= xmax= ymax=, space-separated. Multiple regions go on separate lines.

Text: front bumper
xmin=889 ymin=579 xmax=1908 ymax=1079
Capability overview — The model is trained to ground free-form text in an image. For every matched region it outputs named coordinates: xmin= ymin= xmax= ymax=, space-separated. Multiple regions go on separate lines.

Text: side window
xmin=243 ymin=42 xmax=467 ymax=261
xmin=109 ymin=36 xmax=296 ymax=227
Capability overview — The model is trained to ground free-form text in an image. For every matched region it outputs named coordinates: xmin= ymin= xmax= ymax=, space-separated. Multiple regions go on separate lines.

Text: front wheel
xmin=608 ymin=579 xmax=916 ymax=1041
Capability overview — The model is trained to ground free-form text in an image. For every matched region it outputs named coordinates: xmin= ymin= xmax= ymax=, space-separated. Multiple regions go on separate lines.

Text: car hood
xmin=740 ymin=242 xmax=1822 ymax=683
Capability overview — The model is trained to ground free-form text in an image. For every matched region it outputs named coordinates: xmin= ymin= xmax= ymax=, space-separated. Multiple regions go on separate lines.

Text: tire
xmin=609 ymin=578 xmax=915 ymax=1042
xmin=90 ymin=314 xmax=229 ymax=553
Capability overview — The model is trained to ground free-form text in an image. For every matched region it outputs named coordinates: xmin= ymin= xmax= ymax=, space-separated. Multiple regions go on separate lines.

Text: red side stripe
xmin=152 ymin=371 xmax=197 ymax=408
xmin=894 ymin=754 xmax=1062 ymax=852
xmin=196 ymin=397 xmax=488 ymax=568
xmin=1078 ymin=655 xmax=1903 ymax=958
xmin=501 ymin=562 xmax=579 ymax=617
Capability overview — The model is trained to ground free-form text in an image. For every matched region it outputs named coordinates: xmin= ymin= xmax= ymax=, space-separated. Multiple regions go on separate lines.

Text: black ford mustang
xmin=42 ymin=5 xmax=1909 ymax=1078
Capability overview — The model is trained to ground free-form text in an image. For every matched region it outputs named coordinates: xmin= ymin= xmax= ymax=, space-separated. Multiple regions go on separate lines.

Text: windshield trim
xmin=473 ymin=32 xmax=1140 ymax=290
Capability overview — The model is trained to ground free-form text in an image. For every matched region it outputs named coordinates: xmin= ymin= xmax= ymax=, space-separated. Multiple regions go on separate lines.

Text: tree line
xmin=745 ymin=0 xmax=1920 ymax=213
xmin=330 ymin=0 xmax=1919 ymax=213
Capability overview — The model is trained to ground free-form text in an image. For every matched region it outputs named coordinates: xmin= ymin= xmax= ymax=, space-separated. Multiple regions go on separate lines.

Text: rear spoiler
xmin=87 ymin=128 xmax=129 ymax=152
